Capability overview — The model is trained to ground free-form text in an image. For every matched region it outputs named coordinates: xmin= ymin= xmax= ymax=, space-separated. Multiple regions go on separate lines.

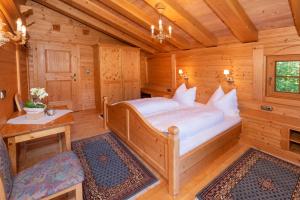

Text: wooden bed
xmin=103 ymin=97 xmax=242 ymax=196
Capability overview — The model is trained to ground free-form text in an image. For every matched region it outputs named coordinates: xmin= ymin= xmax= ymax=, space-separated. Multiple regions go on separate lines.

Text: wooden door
xmin=36 ymin=42 xmax=79 ymax=110
xmin=122 ymin=48 xmax=140 ymax=100
xmin=100 ymin=46 xmax=123 ymax=106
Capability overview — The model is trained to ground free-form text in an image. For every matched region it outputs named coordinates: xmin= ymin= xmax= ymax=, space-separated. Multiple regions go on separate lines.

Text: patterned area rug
xmin=72 ymin=133 xmax=158 ymax=200
xmin=196 ymin=148 xmax=300 ymax=200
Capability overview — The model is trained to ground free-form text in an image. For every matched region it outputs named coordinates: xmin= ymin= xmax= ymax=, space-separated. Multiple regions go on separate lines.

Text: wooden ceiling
xmin=28 ymin=0 xmax=299 ymax=54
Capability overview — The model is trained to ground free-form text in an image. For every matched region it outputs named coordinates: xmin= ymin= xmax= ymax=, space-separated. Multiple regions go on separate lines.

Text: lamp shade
xmin=223 ymin=69 xmax=230 ymax=75
xmin=178 ymin=69 xmax=183 ymax=75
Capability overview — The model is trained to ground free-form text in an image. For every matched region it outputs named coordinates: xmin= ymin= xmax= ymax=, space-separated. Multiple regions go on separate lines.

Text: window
xmin=266 ymin=55 xmax=300 ymax=100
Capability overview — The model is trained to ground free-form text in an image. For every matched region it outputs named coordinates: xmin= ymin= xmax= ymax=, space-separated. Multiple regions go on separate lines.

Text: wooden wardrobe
xmin=94 ymin=44 xmax=141 ymax=113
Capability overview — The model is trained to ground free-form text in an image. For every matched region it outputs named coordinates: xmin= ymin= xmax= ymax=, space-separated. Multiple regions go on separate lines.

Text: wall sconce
xmin=0 ymin=89 xmax=6 ymax=100
xmin=178 ymin=68 xmax=188 ymax=80
xmin=224 ymin=69 xmax=234 ymax=83
xmin=0 ymin=18 xmax=27 ymax=46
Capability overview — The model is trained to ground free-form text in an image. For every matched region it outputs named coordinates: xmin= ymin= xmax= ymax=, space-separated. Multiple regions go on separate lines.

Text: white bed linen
xmin=146 ymin=106 xmax=224 ymax=140
xmin=127 ymin=97 xmax=181 ymax=116
xmin=180 ymin=116 xmax=241 ymax=155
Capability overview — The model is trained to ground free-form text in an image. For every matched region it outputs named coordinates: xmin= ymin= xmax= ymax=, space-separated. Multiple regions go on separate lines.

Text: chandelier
xmin=0 ymin=18 xmax=27 ymax=46
xmin=150 ymin=3 xmax=172 ymax=44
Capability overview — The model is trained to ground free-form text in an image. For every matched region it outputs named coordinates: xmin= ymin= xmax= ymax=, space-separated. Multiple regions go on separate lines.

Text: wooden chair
xmin=0 ymin=137 xmax=84 ymax=200
xmin=14 ymin=93 xmax=24 ymax=112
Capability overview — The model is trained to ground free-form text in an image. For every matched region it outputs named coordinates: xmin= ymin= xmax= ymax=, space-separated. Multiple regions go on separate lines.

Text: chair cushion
xmin=0 ymin=137 xmax=13 ymax=199
xmin=10 ymin=151 xmax=84 ymax=200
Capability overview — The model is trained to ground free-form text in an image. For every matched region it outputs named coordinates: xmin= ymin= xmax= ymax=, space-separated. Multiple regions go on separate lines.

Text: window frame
xmin=266 ymin=55 xmax=300 ymax=100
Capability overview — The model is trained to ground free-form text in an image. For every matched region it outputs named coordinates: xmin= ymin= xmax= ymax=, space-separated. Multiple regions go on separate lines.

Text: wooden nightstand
xmin=141 ymin=87 xmax=173 ymax=98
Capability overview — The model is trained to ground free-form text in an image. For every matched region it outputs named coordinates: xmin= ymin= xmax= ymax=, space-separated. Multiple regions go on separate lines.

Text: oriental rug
xmin=72 ymin=133 xmax=158 ymax=200
xmin=196 ymin=148 xmax=300 ymax=200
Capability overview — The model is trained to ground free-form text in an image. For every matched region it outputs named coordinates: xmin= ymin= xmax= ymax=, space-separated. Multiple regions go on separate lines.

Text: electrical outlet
xmin=260 ymin=105 xmax=273 ymax=112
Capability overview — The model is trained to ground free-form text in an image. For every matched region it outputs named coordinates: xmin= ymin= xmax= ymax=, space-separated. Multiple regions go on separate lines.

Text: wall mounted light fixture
xmin=0 ymin=18 xmax=27 ymax=46
xmin=178 ymin=68 xmax=188 ymax=81
xmin=0 ymin=89 xmax=6 ymax=100
xmin=224 ymin=69 xmax=234 ymax=83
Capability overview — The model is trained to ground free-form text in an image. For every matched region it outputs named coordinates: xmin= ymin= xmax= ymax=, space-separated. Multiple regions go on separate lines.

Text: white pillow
xmin=206 ymin=86 xmax=224 ymax=106
xmin=173 ymin=83 xmax=187 ymax=101
xmin=174 ymin=86 xmax=197 ymax=106
xmin=213 ymin=89 xmax=239 ymax=116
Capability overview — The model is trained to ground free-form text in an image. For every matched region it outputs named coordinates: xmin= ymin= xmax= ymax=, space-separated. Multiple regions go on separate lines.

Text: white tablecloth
xmin=7 ymin=109 xmax=73 ymax=125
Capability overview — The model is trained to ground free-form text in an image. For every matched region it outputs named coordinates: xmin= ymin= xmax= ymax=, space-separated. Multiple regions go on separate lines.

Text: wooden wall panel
xmin=0 ymin=43 xmax=18 ymax=128
xmin=147 ymin=55 xmax=173 ymax=92
xmin=176 ymin=47 xmax=253 ymax=103
xmin=26 ymin=1 xmax=123 ymax=46
xmin=140 ymin=51 xmax=148 ymax=88
xmin=18 ymin=46 xmax=29 ymax=101
xmin=0 ymin=8 xmax=28 ymax=128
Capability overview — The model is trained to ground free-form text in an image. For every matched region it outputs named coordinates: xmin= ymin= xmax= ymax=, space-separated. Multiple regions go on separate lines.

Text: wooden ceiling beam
xmin=62 ymin=0 xmax=173 ymax=52
xmin=101 ymin=0 xmax=193 ymax=50
xmin=32 ymin=0 xmax=157 ymax=54
xmin=144 ymin=0 xmax=217 ymax=47
xmin=289 ymin=0 xmax=300 ymax=36
xmin=204 ymin=0 xmax=258 ymax=43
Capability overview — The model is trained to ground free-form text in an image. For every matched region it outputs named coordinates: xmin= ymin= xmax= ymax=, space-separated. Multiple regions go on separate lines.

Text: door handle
xmin=71 ymin=73 xmax=77 ymax=81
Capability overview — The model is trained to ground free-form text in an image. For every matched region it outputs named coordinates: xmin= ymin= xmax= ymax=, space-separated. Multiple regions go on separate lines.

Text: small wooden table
xmin=0 ymin=111 xmax=74 ymax=174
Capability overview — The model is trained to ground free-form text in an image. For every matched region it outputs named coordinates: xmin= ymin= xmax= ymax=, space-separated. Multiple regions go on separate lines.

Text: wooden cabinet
xmin=240 ymin=108 xmax=300 ymax=155
xmin=94 ymin=44 xmax=140 ymax=113
xmin=242 ymin=118 xmax=284 ymax=149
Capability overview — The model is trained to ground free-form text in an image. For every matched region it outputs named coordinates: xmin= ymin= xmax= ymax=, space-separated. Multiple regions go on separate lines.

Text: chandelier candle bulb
xmin=168 ymin=25 xmax=172 ymax=36
xmin=21 ymin=25 xmax=26 ymax=37
xmin=16 ymin=18 xmax=22 ymax=32
xmin=159 ymin=19 xmax=162 ymax=30
xmin=151 ymin=25 xmax=154 ymax=36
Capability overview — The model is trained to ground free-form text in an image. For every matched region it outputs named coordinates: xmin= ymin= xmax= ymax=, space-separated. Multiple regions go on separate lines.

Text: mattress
xmin=179 ymin=116 xmax=241 ymax=155
xmin=146 ymin=106 xmax=224 ymax=140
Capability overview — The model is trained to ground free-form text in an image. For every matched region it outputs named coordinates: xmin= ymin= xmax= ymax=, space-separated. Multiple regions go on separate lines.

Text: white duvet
xmin=146 ymin=106 xmax=224 ymax=140
xmin=127 ymin=97 xmax=181 ymax=116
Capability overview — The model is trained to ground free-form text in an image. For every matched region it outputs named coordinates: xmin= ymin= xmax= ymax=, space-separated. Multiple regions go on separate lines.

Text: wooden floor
xmin=18 ymin=109 xmax=299 ymax=200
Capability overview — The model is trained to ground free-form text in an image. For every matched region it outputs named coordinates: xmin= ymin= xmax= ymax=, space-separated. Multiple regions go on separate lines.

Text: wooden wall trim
xmin=171 ymin=54 xmax=176 ymax=90
xmin=252 ymin=46 xmax=264 ymax=101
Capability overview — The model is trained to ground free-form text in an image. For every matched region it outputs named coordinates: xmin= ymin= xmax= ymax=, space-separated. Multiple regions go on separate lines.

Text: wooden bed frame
xmin=103 ymin=97 xmax=241 ymax=196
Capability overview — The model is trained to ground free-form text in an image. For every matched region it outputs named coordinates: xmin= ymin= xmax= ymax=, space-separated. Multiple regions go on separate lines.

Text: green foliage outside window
xmin=275 ymin=61 xmax=300 ymax=93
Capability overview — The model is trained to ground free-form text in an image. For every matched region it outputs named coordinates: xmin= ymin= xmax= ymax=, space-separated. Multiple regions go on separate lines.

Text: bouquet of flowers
xmin=24 ymin=88 xmax=48 ymax=111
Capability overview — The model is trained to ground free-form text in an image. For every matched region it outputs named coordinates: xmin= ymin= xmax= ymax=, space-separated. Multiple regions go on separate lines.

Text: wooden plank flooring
xmin=18 ymin=109 xmax=299 ymax=199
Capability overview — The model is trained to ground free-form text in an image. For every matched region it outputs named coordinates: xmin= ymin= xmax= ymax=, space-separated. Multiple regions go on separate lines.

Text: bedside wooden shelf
xmin=289 ymin=129 xmax=300 ymax=154
xmin=290 ymin=132 xmax=300 ymax=144
xmin=290 ymin=142 xmax=300 ymax=154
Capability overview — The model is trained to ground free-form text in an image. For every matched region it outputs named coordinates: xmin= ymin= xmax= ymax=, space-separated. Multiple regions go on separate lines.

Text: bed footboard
xmin=103 ymin=97 xmax=179 ymax=195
